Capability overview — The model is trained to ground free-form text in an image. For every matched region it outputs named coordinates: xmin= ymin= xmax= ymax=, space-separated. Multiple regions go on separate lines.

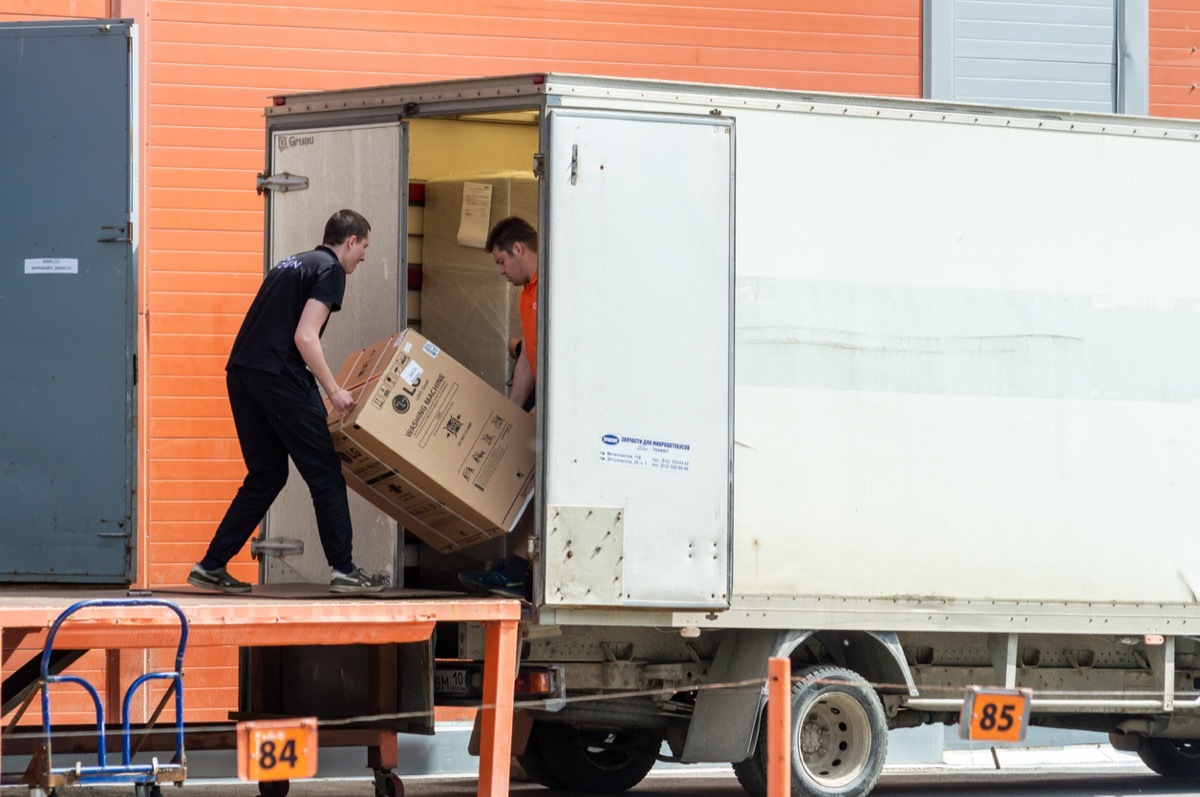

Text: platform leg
xmin=476 ymin=618 xmax=517 ymax=797
xmin=106 ymin=649 xmax=145 ymax=724
xmin=366 ymin=729 xmax=399 ymax=771
xmin=0 ymin=622 xmax=5 ymax=764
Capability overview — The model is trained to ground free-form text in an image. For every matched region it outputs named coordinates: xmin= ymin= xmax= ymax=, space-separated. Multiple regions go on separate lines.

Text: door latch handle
xmin=98 ymin=223 xmax=132 ymax=243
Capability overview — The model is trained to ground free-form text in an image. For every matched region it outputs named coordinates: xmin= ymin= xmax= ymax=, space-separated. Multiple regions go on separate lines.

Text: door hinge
xmin=532 ymin=153 xmax=545 ymax=178
xmin=250 ymin=537 xmax=305 ymax=559
xmin=256 ymin=171 xmax=310 ymax=196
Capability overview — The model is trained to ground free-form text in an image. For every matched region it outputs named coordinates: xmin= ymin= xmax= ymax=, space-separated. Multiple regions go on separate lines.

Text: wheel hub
xmin=796 ymin=691 xmax=872 ymax=789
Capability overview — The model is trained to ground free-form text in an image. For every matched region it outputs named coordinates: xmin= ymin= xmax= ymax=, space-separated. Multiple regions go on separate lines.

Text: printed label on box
xmin=459 ymin=413 xmax=527 ymax=491
xmin=400 ymin=360 xmax=423 ymax=385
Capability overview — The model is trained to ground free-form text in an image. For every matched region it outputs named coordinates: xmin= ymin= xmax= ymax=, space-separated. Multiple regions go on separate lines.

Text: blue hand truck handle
xmin=39 ymin=598 xmax=189 ymax=775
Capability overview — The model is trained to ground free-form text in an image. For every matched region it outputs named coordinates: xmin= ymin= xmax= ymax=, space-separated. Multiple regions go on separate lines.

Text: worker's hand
xmin=328 ymin=387 xmax=356 ymax=418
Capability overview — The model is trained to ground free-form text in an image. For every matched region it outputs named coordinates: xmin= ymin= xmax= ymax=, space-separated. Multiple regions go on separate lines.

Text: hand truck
xmin=25 ymin=598 xmax=188 ymax=797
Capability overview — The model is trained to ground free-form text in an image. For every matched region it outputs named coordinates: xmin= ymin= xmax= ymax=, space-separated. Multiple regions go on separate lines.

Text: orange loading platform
xmin=0 ymin=590 xmax=520 ymax=797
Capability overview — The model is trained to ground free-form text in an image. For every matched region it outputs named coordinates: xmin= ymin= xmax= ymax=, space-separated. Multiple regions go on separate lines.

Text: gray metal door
xmin=541 ymin=109 xmax=734 ymax=609
xmin=0 ymin=20 xmax=136 ymax=583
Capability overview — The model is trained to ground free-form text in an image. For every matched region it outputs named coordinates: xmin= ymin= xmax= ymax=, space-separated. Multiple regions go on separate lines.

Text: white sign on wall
xmin=25 ymin=258 xmax=79 ymax=274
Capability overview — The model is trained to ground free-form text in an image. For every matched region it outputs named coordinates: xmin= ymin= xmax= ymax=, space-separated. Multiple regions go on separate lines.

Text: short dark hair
xmin=323 ymin=209 xmax=371 ymax=246
xmin=485 ymin=216 xmax=537 ymax=254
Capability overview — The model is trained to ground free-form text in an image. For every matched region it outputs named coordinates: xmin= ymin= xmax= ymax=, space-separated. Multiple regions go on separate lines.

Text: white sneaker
xmin=187 ymin=564 xmax=252 ymax=594
xmin=329 ymin=567 xmax=388 ymax=594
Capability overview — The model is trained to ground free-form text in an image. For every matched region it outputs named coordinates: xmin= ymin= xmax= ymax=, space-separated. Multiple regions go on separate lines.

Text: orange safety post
xmin=767 ymin=656 xmax=791 ymax=797
xmin=477 ymin=617 xmax=519 ymax=797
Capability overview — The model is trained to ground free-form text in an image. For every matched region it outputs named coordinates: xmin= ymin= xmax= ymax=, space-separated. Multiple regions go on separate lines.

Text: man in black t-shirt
xmin=188 ymin=209 xmax=387 ymax=594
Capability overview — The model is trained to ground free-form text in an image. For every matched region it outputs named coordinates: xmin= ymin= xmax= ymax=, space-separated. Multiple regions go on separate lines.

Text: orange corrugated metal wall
xmin=1150 ymin=4 xmax=1200 ymax=118
xmin=1 ymin=0 xmax=923 ymax=725
xmin=4 ymin=0 xmax=1200 ymax=725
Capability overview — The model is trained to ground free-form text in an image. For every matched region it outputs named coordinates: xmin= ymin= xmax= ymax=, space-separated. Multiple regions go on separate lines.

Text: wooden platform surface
xmin=0 ymin=588 xmax=520 ymax=796
xmin=151 ymin=582 xmax=467 ymax=600
xmin=0 ymin=587 xmax=517 ymax=647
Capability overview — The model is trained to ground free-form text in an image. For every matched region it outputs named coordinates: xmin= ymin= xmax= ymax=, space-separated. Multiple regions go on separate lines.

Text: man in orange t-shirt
xmin=458 ymin=216 xmax=539 ymax=598
xmin=489 ymin=216 xmax=538 ymax=411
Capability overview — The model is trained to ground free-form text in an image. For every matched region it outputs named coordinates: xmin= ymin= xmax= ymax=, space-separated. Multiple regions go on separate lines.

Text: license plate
xmin=434 ymin=667 xmax=471 ymax=697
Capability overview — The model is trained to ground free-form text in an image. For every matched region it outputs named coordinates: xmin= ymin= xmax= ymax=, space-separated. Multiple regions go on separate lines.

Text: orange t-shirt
xmin=519 ymin=273 xmax=538 ymax=377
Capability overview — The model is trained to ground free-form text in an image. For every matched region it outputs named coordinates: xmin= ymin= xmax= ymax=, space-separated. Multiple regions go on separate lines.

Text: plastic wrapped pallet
xmin=421 ymin=171 xmax=538 ymax=393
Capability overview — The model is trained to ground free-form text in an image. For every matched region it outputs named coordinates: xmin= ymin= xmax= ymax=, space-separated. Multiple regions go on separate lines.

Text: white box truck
xmin=258 ymin=74 xmax=1200 ymax=797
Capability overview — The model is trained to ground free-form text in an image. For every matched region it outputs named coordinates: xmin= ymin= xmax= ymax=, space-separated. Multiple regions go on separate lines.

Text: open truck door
xmin=260 ymin=121 xmax=407 ymax=586
xmin=540 ymin=109 xmax=734 ymax=610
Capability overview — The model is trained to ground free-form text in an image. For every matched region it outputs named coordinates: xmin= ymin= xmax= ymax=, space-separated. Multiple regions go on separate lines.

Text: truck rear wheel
xmin=1138 ymin=737 xmax=1200 ymax=777
xmin=515 ymin=720 xmax=566 ymax=789
xmin=733 ymin=664 xmax=888 ymax=797
xmin=534 ymin=724 xmax=661 ymax=792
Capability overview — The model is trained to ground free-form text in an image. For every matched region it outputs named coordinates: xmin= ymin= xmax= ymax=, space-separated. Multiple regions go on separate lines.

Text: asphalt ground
xmin=1 ymin=760 xmax=1186 ymax=797
xmin=0 ymin=743 xmax=1168 ymax=797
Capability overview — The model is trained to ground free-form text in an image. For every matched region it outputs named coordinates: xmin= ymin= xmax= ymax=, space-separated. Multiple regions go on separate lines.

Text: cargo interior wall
xmin=404 ymin=113 xmax=541 ymax=593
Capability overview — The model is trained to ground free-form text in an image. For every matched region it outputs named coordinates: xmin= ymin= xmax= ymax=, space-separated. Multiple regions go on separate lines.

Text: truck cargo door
xmin=261 ymin=122 xmax=406 ymax=586
xmin=541 ymin=109 xmax=733 ymax=609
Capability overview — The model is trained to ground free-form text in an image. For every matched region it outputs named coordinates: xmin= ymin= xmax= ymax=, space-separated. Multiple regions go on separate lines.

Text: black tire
xmin=536 ymin=724 xmax=661 ymax=792
xmin=258 ymin=779 xmax=290 ymax=797
xmin=733 ymin=665 xmax=888 ymax=797
xmin=1138 ymin=737 xmax=1200 ymax=777
xmin=516 ymin=720 xmax=567 ymax=789
xmin=371 ymin=769 xmax=404 ymax=797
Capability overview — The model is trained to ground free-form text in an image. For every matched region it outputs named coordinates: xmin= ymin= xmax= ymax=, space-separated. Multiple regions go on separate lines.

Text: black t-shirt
xmin=227 ymin=245 xmax=346 ymax=377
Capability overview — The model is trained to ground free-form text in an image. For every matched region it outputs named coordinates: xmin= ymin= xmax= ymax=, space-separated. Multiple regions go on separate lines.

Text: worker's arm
xmin=294 ymin=298 xmax=355 ymax=416
xmin=509 ymin=349 xmax=534 ymax=411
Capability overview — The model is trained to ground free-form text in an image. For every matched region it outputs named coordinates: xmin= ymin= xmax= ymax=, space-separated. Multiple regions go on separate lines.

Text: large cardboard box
xmin=330 ymin=330 xmax=535 ymax=553
xmin=335 ymin=332 xmax=403 ymax=391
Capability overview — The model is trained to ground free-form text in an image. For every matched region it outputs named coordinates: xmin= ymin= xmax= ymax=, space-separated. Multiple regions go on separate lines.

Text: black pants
xmin=201 ymin=366 xmax=353 ymax=571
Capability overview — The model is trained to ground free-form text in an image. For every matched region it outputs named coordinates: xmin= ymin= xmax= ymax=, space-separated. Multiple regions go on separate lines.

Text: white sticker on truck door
xmin=599 ymin=433 xmax=691 ymax=473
